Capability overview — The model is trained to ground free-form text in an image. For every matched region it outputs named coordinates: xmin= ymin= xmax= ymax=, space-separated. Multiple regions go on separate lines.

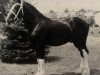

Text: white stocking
xmin=82 ymin=50 xmax=90 ymax=75
xmin=75 ymin=56 xmax=84 ymax=73
xmin=35 ymin=59 xmax=45 ymax=75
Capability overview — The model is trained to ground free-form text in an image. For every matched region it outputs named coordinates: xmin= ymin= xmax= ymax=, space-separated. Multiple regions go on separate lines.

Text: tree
xmin=0 ymin=20 xmax=34 ymax=62
xmin=0 ymin=0 xmax=9 ymax=6
xmin=0 ymin=0 xmax=49 ymax=63
xmin=49 ymin=10 xmax=57 ymax=19
xmin=79 ymin=9 xmax=86 ymax=13
xmin=64 ymin=8 xmax=69 ymax=13
xmin=0 ymin=0 xmax=8 ymax=21
xmin=0 ymin=18 xmax=49 ymax=63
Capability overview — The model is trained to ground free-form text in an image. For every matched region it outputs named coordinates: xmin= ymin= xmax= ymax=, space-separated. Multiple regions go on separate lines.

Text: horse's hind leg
xmin=82 ymin=47 xmax=90 ymax=75
xmin=75 ymin=49 xmax=85 ymax=73
xmin=73 ymin=42 xmax=90 ymax=75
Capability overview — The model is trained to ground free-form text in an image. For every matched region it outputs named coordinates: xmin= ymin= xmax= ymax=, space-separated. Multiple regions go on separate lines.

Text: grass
xmin=0 ymin=22 xmax=100 ymax=75
xmin=0 ymin=36 xmax=100 ymax=75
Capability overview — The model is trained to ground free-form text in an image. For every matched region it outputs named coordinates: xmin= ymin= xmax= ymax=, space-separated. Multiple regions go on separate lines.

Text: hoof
xmin=74 ymin=68 xmax=84 ymax=74
xmin=35 ymin=71 xmax=45 ymax=75
xmin=82 ymin=69 xmax=90 ymax=75
xmin=82 ymin=72 xmax=90 ymax=75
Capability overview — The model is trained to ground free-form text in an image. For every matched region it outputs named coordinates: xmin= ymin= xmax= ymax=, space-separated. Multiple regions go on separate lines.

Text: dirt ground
xmin=0 ymin=35 xmax=100 ymax=75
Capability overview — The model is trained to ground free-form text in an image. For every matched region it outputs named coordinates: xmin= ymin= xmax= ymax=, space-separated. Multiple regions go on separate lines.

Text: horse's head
xmin=6 ymin=0 xmax=24 ymax=24
xmin=6 ymin=0 xmax=46 ymax=27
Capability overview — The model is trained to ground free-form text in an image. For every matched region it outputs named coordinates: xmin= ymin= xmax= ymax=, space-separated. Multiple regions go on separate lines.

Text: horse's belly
xmin=48 ymin=39 xmax=69 ymax=46
xmin=47 ymin=32 xmax=71 ymax=46
xmin=46 ymin=23 xmax=72 ymax=46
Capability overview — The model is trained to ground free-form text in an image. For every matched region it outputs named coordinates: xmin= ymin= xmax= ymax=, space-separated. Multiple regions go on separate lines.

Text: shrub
xmin=0 ymin=20 xmax=49 ymax=63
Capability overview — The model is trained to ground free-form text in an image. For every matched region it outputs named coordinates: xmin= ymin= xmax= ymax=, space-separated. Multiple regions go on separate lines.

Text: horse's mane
xmin=24 ymin=2 xmax=46 ymax=19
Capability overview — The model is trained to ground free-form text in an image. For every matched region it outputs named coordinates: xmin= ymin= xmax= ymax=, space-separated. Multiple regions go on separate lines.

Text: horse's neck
xmin=23 ymin=3 xmax=46 ymax=24
xmin=24 ymin=2 xmax=46 ymax=19
xmin=23 ymin=11 xmax=44 ymax=30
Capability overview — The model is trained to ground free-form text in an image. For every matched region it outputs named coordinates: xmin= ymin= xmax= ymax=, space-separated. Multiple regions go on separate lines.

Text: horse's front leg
xmin=35 ymin=59 xmax=45 ymax=75
xmin=35 ymin=47 xmax=46 ymax=75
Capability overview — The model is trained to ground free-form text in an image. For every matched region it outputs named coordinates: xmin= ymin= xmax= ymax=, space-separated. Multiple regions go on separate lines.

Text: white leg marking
xmin=82 ymin=50 xmax=90 ymax=75
xmin=35 ymin=59 xmax=45 ymax=75
xmin=75 ymin=56 xmax=84 ymax=73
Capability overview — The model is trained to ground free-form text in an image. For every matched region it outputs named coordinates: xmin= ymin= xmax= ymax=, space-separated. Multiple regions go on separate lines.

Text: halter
xmin=6 ymin=0 xmax=24 ymax=24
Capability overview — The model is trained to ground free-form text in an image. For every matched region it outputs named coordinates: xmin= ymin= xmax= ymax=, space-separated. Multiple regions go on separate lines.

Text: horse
xmin=6 ymin=0 xmax=90 ymax=75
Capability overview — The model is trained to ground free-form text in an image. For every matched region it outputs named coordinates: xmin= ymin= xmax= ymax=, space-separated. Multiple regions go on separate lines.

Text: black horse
xmin=6 ymin=0 xmax=90 ymax=75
